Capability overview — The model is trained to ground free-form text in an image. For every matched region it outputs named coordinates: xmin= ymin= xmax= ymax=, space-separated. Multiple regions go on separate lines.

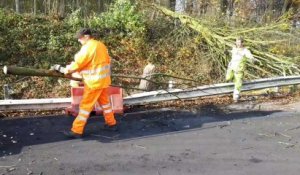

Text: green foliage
xmin=0 ymin=1 xmax=148 ymax=99
xmin=64 ymin=9 xmax=84 ymax=29
xmin=0 ymin=9 xmax=79 ymax=67
xmin=86 ymin=0 xmax=148 ymax=80
xmin=0 ymin=8 xmax=79 ymax=99
xmin=88 ymin=0 xmax=145 ymax=36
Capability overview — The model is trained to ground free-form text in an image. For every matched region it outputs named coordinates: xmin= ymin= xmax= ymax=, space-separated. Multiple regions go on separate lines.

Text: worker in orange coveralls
xmin=63 ymin=28 xmax=118 ymax=138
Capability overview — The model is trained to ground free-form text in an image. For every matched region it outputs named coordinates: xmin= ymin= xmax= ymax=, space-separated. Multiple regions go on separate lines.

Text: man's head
xmin=236 ymin=37 xmax=244 ymax=48
xmin=76 ymin=28 xmax=93 ymax=45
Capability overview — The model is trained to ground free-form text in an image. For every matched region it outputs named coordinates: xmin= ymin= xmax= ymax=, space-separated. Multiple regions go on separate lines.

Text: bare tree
xmin=76 ymin=0 xmax=80 ymax=9
xmin=227 ymin=0 xmax=235 ymax=17
xmin=45 ymin=0 xmax=51 ymax=15
xmin=53 ymin=0 xmax=59 ymax=16
xmin=282 ymin=0 xmax=291 ymax=14
xmin=15 ymin=0 xmax=20 ymax=13
xmin=219 ymin=0 xmax=228 ymax=15
xmin=175 ymin=0 xmax=185 ymax=13
xmin=34 ymin=0 xmax=37 ymax=15
xmin=98 ymin=0 xmax=104 ymax=12
xmin=192 ymin=0 xmax=210 ymax=16
xmin=158 ymin=0 xmax=171 ymax=8
xmin=218 ymin=0 xmax=236 ymax=18
xmin=59 ymin=0 xmax=65 ymax=17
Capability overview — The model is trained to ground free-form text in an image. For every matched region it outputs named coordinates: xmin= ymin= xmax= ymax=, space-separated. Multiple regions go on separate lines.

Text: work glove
xmin=50 ymin=64 xmax=66 ymax=74
xmin=64 ymin=65 xmax=72 ymax=75
xmin=69 ymin=72 xmax=82 ymax=87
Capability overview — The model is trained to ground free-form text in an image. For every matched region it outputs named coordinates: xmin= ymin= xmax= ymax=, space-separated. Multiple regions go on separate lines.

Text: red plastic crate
xmin=65 ymin=86 xmax=123 ymax=116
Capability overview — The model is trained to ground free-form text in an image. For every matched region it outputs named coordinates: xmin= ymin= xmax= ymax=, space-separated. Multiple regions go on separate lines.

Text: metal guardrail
xmin=124 ymin=75 xmax=300 ymax=105
xmin=1 ymin=76 xmax=300 ymax=111
xmin=0 ymin=98 xmax=71 ymax=111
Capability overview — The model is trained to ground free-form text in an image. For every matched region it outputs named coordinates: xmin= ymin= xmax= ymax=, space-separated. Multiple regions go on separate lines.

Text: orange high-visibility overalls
xmin=66 ymin=39 xmax=116 ymax=134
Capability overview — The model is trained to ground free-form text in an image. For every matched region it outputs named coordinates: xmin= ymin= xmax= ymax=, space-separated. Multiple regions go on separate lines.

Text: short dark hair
xmin=236 ymin=37 xmax=244 ymax=43
xmin=76 ymin=28 xmax=92 ymax=38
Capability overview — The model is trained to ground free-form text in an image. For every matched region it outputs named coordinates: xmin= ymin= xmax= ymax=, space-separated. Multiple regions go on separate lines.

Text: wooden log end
xmin=3 ymin=66 xmax=7 ymax=75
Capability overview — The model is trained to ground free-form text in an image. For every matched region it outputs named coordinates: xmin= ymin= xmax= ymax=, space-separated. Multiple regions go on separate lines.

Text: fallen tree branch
xmin=151 ymin=4 xmax=300 ymax=77
xmin=3 ymin=65 xmax=183 ymax=100
xmin=3 ymin=66 xmax=82 ymax=81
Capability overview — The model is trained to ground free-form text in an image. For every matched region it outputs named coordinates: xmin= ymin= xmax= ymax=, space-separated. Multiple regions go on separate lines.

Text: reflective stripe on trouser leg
xmin=71 ymin=86 xmax=103 ymax=134
xmin=71 ymin=114 xmax=89 ymax=134
xmin=98 ymin=88 xmax=116 ymax=126
xmin=72 ymin=109 xmax=90 ymax=134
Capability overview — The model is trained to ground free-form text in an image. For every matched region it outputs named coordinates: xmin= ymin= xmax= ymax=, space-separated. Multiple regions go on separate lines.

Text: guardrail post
xmin=168 ymin=80 xmax=174 ymax=90
xmin=138 ymin=63 xmax=156 ymax=91
xmin=274 ymin=86 xmax=279 ymax=93
xmin=3 ymin=84 xmax=12 ymax=100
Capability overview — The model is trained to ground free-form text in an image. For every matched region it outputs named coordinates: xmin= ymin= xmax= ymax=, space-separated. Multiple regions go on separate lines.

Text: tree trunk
xmin=282 ymin=0 xmax=291 ymax=14
xmin=3 ymin=66 xmax=82 ymax=81
xmin=76 ymin=0 xmax=80 ymax=9
xmin=3 ymin=66 xmax=160 ymax=91
xmin=15 ymin=0 xmax=20 ymax=13
xmin=219 ymin=0 xmax=228 ymax=15
xmin=33 ymin=0 xmax=37 ymax=16
xmin=48 ymin=0 xmax=51 ymax=15
xmin=159 ymin=0 xmax=171 ymax=8
xmin=175 ymin=0 xmax=185 ymax=13
xmin=43 ymin=0 xmax=47 ymax=14
xmin=46 ymin=0 xmax=51 ymax=15
xmin=59 ymin=0 xmax=65 ymax=17
xmin=192 ymin=0 xmax=209 ymax=15
xmin=52 ymin=0 xmax=59 ymax=16
xmin=98 ymin=0 xmax=104 ymax=12
xmin=227 ymin=0 xmax=235 ymax=17
xmin=185 ymin=0 xmax=194 ymax=13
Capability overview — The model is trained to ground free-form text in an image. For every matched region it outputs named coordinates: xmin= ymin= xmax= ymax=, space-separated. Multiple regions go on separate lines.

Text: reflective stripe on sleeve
xmin=84 ymin=72 xmax=110 ymax=81
xmin=80 ymin=65 xmax=110 ymax=74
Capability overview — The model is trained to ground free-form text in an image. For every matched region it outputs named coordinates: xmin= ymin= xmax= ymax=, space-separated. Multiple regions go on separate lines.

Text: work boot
xmin=100 ymin=124 xmax=119 ymax=132
xmin=63 ymin=130 xmax=83 ymax=139
xmin=233 ymin=93 xmax=240 ymax=103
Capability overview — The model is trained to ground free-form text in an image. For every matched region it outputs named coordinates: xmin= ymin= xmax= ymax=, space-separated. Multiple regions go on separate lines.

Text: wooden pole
xmin=3 ymin=66 xmax=82 ymax=81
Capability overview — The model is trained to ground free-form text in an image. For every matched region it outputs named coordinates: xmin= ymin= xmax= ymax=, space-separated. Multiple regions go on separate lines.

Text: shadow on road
xmin=0 ymin=104 xmax=281 ymax=157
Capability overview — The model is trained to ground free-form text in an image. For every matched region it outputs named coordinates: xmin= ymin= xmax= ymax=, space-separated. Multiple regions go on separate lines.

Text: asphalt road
xmin=1 ymin=100 xmax=300 ymax=175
